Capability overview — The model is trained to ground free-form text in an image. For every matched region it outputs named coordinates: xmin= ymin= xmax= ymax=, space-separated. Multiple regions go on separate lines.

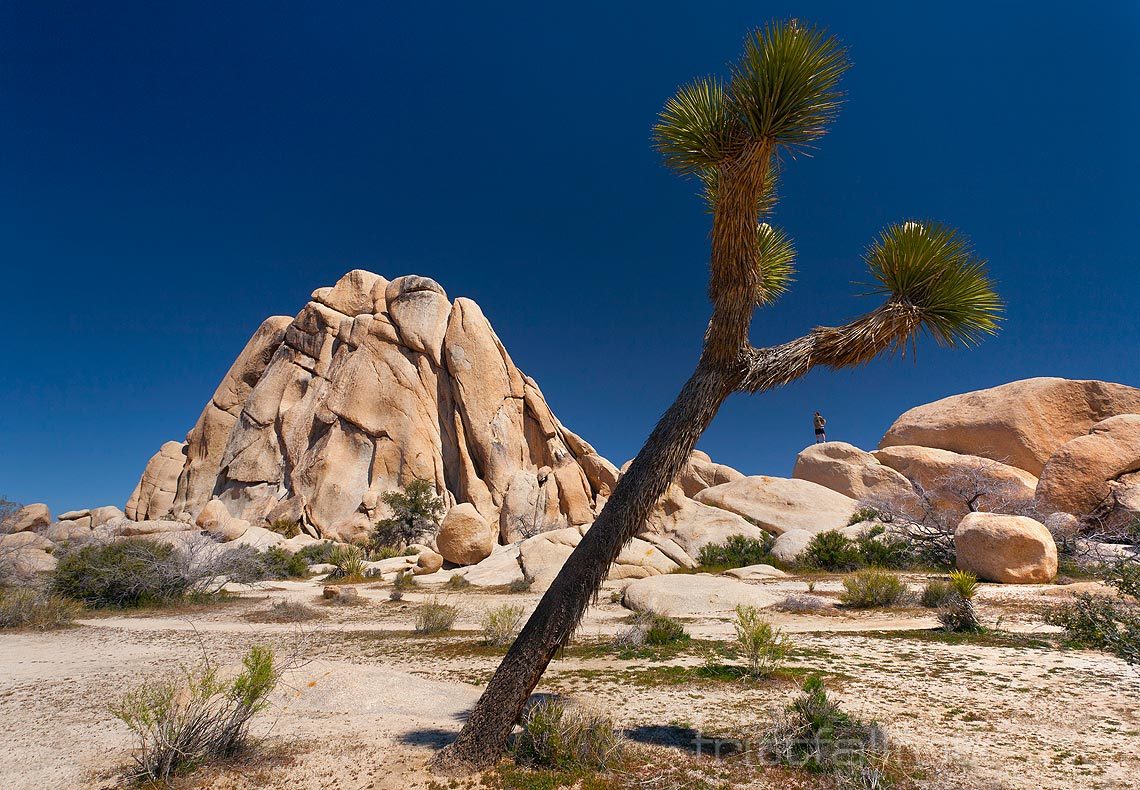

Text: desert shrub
xmin=938 ymin=570 xmax=981 ymax=632
xmin=243 ymin=600 xmax=325 ymax=623
xmin=370 ymin=545 xmax=402 ymax=560
xmin=392 ymin=569 xmax=417 ymax=591
xmin=111 ymin=646 xmax=278 ymax=783
xmin=513 ymin=698 xmax=623 ymax=771
xmin=265 ymin=518 xmax=300 ymax=538
xmin=415 ymin=597 xmax=458 ymax=633
xmin=447 ymin=573 xmax=471 ymax=590
xmin=765 ymin=675 xmax=894 ymax=785
xmin=855 ymin=525 xmax=912 ymax=569
xmin=1046 ymin=562 xmax=1138 ymax=664
xmin=294 ymin=541 xmax=337 ymax=566
xmin=254 ymin=547 xmax=309 ymax=580
xmin=52 ymin=539 xmax=230 ymax=608
xmin=804 ymin=530 xmax=862 ymax=572
xmin=697 ymin=534 xmax=774 ymax=569
xmin=920 ymin=579 xmax=954 ymax=609
xmin=839 ymin=569 xmax=909 ymax=609
xmin=372 ymin=478 xmax=445 ymax=550
xmin=508 ymin=576 xmax=533 ymax=593
xmin=614 ymin=611 xmax=689 ymax=649
xmin=733 ymin=604 xmax=791 ymax=677
xmin=325 ymin=545 xmax=365 ymax=581
xmin=773 ymin=594 xmax=831 ymax=614
xmin=0 ymin=589 xmax=82 ymax=630
xmin=481 ymin=604 xmax=526 ymax=646
xmin=848 ymin=506 xmax=881 ymax=526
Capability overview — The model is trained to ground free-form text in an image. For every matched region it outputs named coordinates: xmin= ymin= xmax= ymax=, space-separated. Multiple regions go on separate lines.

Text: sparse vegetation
xmin=848 ymin=506 xmax=881 ymax=525
xmin=415 ymin=597 xmax=459 ymax=633
xmin=773 ymin=593 xmax=831 ymax=614
xmin=696 ymin=534 xmax=774 ymax=569
xmin=253 ymin=546 xmax=309 ymax=580
xmin=938 ymin=570 xmax=981 ymax=632
xmin=481 ymin=604 xmax=527 ymax=647
xmin=0 ymin=589 xmax=82 ymax=630
xmin=508 ymin=577 xmax=533 ymax=593
xmin=855 ymin=525 xmax=912 ymax=569
xmin=111 ymin=646 xmax=279 ymax=784
xmin=840 ymin=569 xmax=910 ymax=609
xmin=243 ymin=600 xmax=325 ymax=623
xmin=513 ymin=699 xmax=623 ymax=771
xmin=447 ymin=573 xmax=471 ymax=590
xmin=372 ymin=478 xmax=446 ymax=550
xmin=765 ymin=675 xmax=900 ymax=786
xmin=733 ymin=604 xmax=791 ymax=677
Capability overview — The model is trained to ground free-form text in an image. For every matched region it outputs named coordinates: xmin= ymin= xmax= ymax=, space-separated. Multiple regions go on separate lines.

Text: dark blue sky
xmin=2 ymin=2 xmax=1138 ymax=515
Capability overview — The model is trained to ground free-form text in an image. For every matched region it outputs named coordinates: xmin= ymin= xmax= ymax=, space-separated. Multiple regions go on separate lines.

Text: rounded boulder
xmin=954 ymin=512 xmax=1057 ymax=584
xmin=436 ymin=503 xmax=494 ymax=566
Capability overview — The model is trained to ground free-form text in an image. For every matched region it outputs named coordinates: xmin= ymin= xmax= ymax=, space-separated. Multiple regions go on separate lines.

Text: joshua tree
xmin=372 ymin=478 xmax=446 ymax=549
xmin=433 ymin=20 xmax=1001 ymax=772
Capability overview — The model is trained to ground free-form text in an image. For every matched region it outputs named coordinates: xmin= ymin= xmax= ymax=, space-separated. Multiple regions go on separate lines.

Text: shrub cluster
xmin=938 ymin=570 xmax=981 ymax=632
xmin=53 ymin=540 xmax=201 ymax=608
xmin=804 ymin=526 xmax=911 ymax=572
xmin=325 ymin=545 xmax=366 ymax=581
xmin=513 ymin=699 xmax=623 ymax=771
xmin=614 ymin=611 xmax=689 ymax=650
xmin=293 ymin=541 xmax=337 ymax=566
xmin=697 ymin=534 xmax=774 ymax=569
xmin=111 ymin=646 xmax=278 ymax=783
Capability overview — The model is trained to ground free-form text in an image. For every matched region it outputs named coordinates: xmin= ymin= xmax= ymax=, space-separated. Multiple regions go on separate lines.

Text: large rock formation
xmin=872 ymin=445 xmax=1037 ymax=517
xmin=1035 ymin=414 xmax=1140 ymax=517
xmin=128 ymin=271 xmax=615 ymax=544
xmin=879 ymin=378 xmax=1140 ymax=475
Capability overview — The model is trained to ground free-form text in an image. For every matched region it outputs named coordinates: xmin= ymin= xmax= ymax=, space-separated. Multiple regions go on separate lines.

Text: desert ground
xmin=2 ymin=572 xmax=1137 ymax=790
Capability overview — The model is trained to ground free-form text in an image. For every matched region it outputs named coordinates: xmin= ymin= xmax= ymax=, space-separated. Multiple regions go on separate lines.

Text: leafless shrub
xmin=481 ymin=604 xmax=526 ymax=646
xmin=415 ymin=597 xmax=459 ymax=633
xmin=774 ymin=593 xmax=832 ymax=613
xmin=0 ymin=496 xmax=21 ymax=531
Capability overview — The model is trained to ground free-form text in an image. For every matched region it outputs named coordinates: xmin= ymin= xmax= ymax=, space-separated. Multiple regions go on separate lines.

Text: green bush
xmin=1046 ymin=563 xmax=1137 ymax=664
xmin=255 ymin=547 xmax=309 ymax=580
xmin=265 ymin=518 xmax=300 ymax=538
xmin=847 ymin=506 xmax=880 ymax=526
xmin=415 ymin=597 xmax=459 ymax=633
xmin=481 ymin=604 xmax=526 ymax=646
xmin=513 ymin=699 xmax=623 ymax=771
xmin=839 ymin=568 xmax=909 ymax=609
xmin=508 ymin=576 xmax=534 ymax=593
xmin=0 ymin=589 xmax=82 ymax=630
xmin=855 ymin=525 xmax=912 ymax=569
xmin=111 ymin=646 xmax=278 ymax=783
xmin=697 ymin=534 xmax=774 ymax=569
xmin=53 ymin=540 xmax=196 ymax=608
xmin=764 ymin=675 xmax=893 ymax=783
xmin=804 ymin=530 xmax=862 ymax=571
xmin=733 ymin=604 xmax=791 ymax=677
xmin=243 ymin=600 xmax=325 ymax=623
xmin=920 ymin=579 xmax=954 ymax=608
xmin=446 ymin=573 xmax=471 ymax=590
xmin=294 ymin=541 xmax=337 ymax=566
xmin=615 ymin=612 xmax=689 ymax=649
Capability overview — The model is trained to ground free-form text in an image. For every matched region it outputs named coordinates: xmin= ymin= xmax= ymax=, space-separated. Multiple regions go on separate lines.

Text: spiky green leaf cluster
xmin=866 ymin=222 xmax=1003 ymax=347
xmin=755 ymin=223 xmax=795 ymax=305
xmin=653 ymin=20 xmax=850 ymax=176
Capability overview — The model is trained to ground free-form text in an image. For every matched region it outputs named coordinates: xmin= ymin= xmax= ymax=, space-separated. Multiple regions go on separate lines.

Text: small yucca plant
xmin=939 ymin=570 xmax=981 ymax=632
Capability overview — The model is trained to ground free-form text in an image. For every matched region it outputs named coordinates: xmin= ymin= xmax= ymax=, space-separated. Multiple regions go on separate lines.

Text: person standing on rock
xmin=813 ymin=411 xmax=827 ymax=443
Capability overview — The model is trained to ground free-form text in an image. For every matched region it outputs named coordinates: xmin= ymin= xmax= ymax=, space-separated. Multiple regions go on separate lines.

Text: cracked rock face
xmin=129 ymin=270 xmax=613 ymax=543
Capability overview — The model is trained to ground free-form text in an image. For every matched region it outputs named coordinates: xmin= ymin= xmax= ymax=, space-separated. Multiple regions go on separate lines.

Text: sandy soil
xmin=1 ymin=574 xmax=1137 ymax=790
